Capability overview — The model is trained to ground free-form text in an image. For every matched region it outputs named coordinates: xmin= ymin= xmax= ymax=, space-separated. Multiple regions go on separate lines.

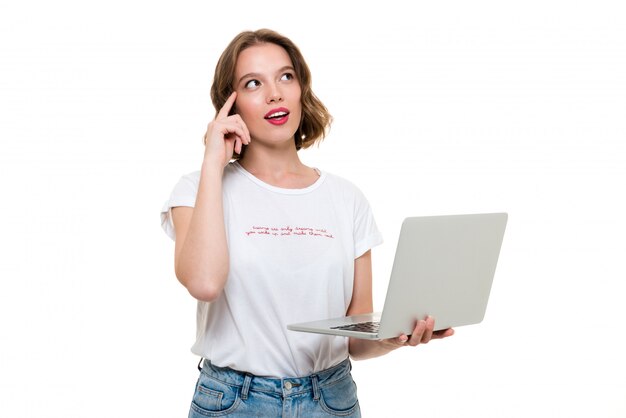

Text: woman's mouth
xmin=264 ymin=107 xmax=290 ymax=125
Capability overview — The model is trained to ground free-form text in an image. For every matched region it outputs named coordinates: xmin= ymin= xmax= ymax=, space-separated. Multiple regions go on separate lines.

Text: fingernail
xmin=399 ymin=335 xmax=408 ymax=343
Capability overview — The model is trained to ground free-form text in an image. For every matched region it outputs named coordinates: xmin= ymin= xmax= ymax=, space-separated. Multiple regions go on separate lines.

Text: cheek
xmin=294 ymin=102 xmax=303 ymax=124
xmin=290 ymin=91 xmax=303 ymax=119
xmin=234 ymin=96 xmax=262 ymax=123
xmin=296 ymin=93 xmax=302 ymax=112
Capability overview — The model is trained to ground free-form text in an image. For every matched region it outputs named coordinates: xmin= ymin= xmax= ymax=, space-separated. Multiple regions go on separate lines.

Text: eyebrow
xmin=236 ymin=66 xmax=296 ymax=86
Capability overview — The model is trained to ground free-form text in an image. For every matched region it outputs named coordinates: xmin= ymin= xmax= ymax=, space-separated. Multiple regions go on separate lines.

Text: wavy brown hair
xmin=210 ymin=29 xmax=332 ymax=158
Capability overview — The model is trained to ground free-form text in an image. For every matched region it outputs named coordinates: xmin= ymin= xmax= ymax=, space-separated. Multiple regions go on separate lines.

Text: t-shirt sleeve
xmin=160 ymin=172 xmax=199 ymax=241
xmin=352 ymin=186 xmax=383 ymax=258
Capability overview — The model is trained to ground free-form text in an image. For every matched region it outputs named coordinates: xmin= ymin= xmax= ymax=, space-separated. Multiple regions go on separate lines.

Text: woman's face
xmin=233 ymin=43 xmax=302 ymax=147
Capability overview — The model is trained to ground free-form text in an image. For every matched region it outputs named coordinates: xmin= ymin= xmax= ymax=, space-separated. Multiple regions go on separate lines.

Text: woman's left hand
xmin=381 ymin=316 xmax=454 ymax=350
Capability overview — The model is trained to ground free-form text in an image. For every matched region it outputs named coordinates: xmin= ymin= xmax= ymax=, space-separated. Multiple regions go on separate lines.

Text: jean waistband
xmin=200 ymin=358 xmax=352 ymax=398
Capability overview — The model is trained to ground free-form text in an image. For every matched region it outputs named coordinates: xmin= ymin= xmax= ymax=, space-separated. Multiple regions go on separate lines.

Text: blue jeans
xmin=188 ymin=358 xmax=361 ymax=417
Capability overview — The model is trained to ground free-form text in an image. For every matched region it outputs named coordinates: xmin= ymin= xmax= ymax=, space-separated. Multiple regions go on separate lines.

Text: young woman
xmin=161 ymin=29 xmax=454 ymax=417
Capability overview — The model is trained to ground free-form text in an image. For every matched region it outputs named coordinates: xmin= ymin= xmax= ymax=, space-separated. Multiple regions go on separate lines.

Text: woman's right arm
xmin=171 ymin=92 xmax=250 ymax=302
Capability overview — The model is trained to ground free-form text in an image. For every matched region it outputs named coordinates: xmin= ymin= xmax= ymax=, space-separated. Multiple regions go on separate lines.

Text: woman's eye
xmin=281 ymin=73 xmax=294 ymax=81
xmin=245 ymin=79 xmax=261 ymax=89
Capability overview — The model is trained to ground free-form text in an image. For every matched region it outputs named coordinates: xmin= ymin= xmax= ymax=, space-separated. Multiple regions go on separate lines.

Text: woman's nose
xmin=266 ymin=84 xmax=283 ymax=104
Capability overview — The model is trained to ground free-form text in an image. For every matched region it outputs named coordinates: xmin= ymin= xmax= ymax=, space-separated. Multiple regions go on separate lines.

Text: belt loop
xmin=311 ymin=375 xmax=320 ymax=401
xmin=241 ymin=374 xmax=253 ymax=400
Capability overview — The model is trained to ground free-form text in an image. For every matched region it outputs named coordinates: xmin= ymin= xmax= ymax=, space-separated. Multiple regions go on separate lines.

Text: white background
xmin=1 ymin=1 xmax=625 ymax=417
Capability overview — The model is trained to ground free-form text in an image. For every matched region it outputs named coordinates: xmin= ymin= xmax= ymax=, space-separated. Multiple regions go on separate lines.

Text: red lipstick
xmin=264 ymin=107 xmax=290 ymax=125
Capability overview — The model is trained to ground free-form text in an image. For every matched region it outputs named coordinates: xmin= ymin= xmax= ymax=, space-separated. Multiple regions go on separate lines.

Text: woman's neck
xmin=238 ymin=144 xmax=319 ymax=189
xmin=239 ymin=142 xmax=303 ymax=174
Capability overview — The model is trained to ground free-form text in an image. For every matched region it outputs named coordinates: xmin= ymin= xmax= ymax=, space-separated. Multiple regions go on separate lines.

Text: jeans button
xmin=284 ymin=381 xmax=292 ymax=390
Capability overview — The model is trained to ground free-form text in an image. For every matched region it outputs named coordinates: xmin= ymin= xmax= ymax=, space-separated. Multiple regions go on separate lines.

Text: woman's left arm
xmin=347 ymin=251 xmax=455 ymax=361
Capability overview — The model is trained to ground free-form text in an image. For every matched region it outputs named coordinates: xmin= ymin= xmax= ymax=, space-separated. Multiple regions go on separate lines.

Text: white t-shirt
xmin=160 ymin=162 xmax=383 ymax=377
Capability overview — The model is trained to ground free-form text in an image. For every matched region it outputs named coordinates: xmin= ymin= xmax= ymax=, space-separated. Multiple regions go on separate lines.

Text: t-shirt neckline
xmin=232 ymin=161 xmax=326 ymax=195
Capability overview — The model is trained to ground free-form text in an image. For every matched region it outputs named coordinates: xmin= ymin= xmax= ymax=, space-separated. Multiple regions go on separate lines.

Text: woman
xmin=161 ymin=29 xmax=454 ymax=417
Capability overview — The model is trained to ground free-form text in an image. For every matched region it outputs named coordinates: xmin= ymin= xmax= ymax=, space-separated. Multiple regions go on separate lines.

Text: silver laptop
xmin=287 ymin=213 xmax=508 ymax=340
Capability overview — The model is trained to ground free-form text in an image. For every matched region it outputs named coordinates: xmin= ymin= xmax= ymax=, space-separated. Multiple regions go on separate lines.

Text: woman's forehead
xmin=235 ymin=43 xmax=293 ymax=77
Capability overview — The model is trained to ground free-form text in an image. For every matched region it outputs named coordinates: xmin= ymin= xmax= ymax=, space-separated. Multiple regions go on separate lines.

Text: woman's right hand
xmin=202 ymin=91 xmax=251 ymax=168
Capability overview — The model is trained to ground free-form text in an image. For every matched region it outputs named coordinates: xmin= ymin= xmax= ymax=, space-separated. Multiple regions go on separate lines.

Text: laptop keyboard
xmin=331 ymin=321 xmax=380 ymax=333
